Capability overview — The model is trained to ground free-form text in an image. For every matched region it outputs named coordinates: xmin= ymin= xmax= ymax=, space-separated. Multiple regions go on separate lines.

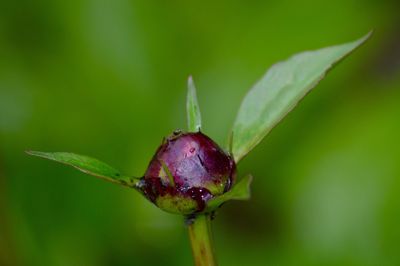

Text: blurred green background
xmin=1 ymin=0 xmax=399 ymax=265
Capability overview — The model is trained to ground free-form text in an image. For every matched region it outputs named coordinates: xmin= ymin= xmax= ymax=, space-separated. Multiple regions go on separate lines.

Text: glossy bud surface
xmin=140 ymin=131 xmax=236 ymax=214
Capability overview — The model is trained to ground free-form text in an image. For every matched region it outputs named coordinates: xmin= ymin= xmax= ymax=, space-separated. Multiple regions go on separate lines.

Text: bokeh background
xmin=1 ymin=0 xmax=399 ymax=265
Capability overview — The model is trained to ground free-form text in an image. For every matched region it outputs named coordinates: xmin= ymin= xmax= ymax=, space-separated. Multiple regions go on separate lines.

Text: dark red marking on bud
xmin=140 ymin=131 xmax=236 ymax=214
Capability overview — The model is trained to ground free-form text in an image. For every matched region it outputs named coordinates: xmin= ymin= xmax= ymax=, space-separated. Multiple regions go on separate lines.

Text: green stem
xmin=188 ymin=214 xmax=217 ymax=266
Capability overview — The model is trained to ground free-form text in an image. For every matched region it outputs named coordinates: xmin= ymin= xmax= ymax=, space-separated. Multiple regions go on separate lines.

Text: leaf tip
xmin=25 ymin=150 xmax=57 ymax=162
xmin=187 ymin=75 xmax=195 ymax=92
xmin=25 ymin=150 xmax=43 ymax=157
xmin=357 ymin=30 xmax=373 ymax=46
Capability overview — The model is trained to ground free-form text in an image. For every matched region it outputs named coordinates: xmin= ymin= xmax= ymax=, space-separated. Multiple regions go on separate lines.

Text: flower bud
xmin=139 ymin=131 xmax=236 ymax=214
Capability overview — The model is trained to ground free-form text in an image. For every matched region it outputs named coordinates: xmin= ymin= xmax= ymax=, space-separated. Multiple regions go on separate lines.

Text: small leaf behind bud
xmin=187 ymin=75 xmax=202 ymax=132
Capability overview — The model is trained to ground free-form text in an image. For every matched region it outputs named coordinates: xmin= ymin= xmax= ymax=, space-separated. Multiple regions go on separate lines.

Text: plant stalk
xmin=187 ymin=214 xmax=217 ymax=266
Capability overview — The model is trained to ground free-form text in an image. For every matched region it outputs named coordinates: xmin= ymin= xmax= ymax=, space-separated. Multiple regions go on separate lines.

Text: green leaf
xmin=187 ymin=75 xmax=202 ymax=132
xmin=231 ymin=32 xmax=372 ymax=162
xmin=26 ymin=151 xmax=139 ymax=188
xmin=207 ymin=174 xmax=253 ymax=210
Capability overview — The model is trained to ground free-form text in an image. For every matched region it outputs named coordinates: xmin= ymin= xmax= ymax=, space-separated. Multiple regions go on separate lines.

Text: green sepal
xmin=206 ymin=174 xmax=253 ymax=210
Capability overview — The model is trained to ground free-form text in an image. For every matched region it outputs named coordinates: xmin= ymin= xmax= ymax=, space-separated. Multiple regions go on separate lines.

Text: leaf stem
xmin=187 ymin=214 xmax=217 ymax=266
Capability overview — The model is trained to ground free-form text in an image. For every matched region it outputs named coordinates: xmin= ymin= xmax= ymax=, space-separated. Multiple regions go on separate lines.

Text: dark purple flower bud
xmin=139 ymin=131 xmax=236 ymax=214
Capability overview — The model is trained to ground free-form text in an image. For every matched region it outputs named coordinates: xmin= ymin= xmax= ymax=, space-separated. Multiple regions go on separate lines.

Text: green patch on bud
xmin=155 ymin=194 xmax=198 ymax=215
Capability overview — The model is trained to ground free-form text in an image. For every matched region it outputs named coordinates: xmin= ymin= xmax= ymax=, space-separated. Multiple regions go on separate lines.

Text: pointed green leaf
xmin=207 ymin=174 xmax=253 ymax=210
xmin=232 ymin=32 xmax=372 ymax=162
xmin=187 ymin=76 xmax=202 ymax=132
xmin=26 ymin=151 xmax=139 ymax=188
